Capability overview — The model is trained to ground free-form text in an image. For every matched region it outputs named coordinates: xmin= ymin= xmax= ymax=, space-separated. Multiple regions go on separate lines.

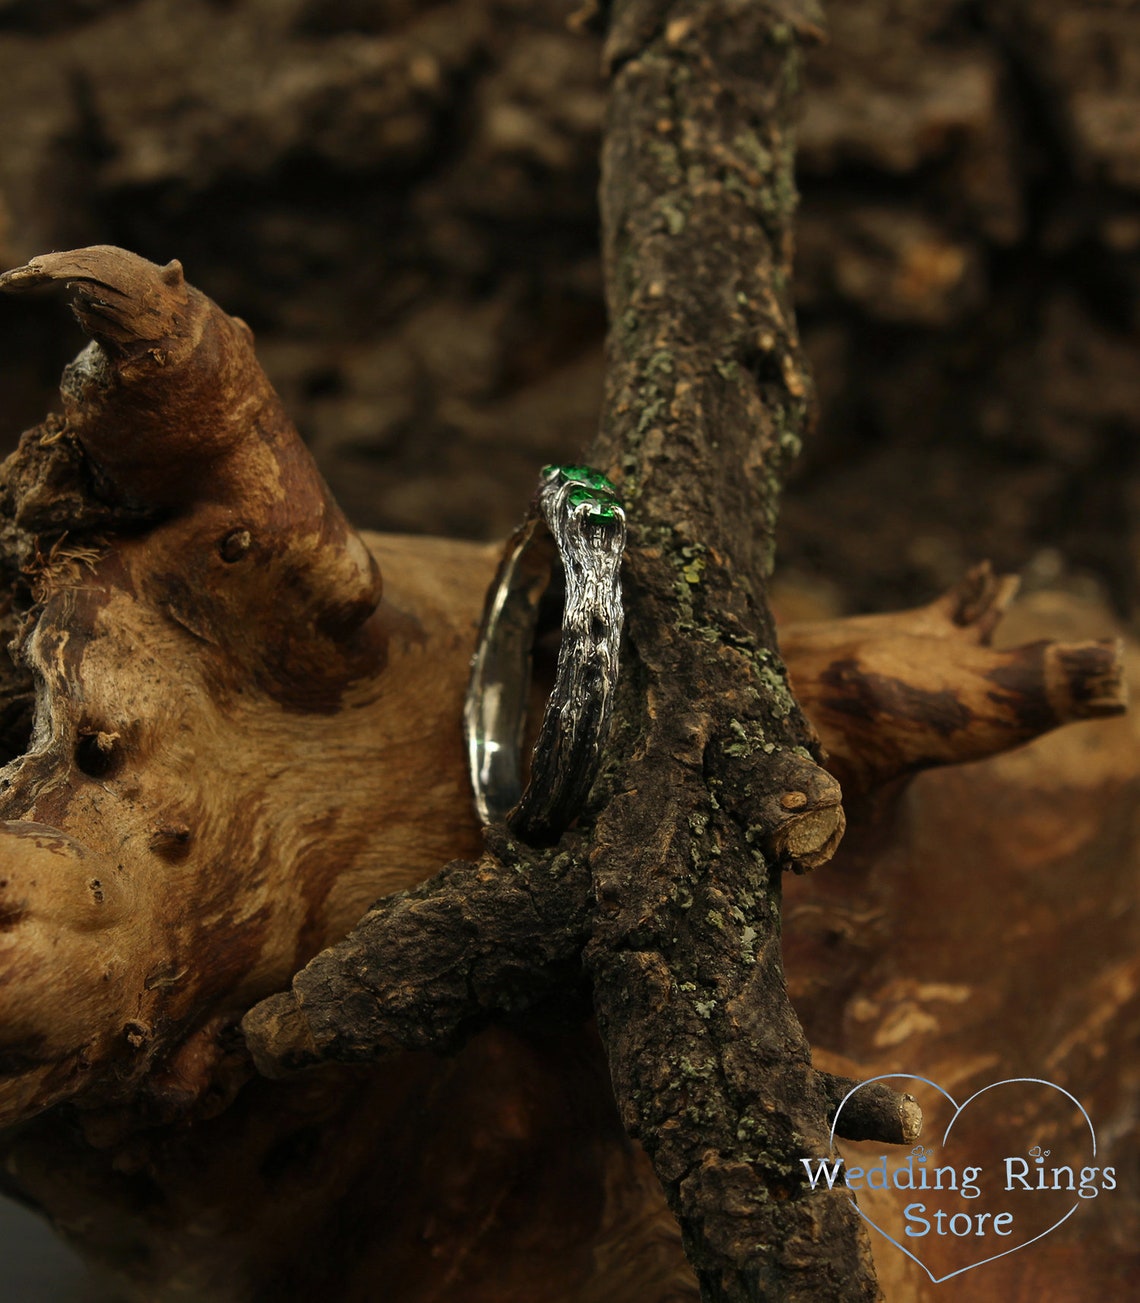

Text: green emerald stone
xmin=567 ymin=485 xmax=620 ymax=518
xmin=565 ymin=465 xmax=616 ymax=492
xmin=547 ymin=464 xmax=617 ymax=494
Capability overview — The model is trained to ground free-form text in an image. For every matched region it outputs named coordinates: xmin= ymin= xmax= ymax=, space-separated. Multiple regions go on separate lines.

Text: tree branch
xmin=253 ymin=1 xmax=896 ymax=1298
xmin=579 ymin=3 xmax=886 ymax=1296
xmin=782 ymin=563 xmax=1128 ymax=801
xmin=244 ymin=835 xmax=593 ymax=1077
xmin=239 ymin=1 xmax=1121 ymax=1297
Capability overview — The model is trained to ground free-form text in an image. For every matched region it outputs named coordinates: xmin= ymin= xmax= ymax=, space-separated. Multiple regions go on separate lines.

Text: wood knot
xmin=75 ymin=729 xmax=122 ymax=779
xmin=219 ymin=528 xmax=252 ymax=562
xmin=780 ymin=791 xmax=808 ymax=810
xmin=124 ymin=1021 xmax=151 ymax=1050
xmin=149 ymin=824 xmax=192 ymax=861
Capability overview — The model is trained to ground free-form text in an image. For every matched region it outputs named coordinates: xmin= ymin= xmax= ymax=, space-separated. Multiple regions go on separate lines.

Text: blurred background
xmin=0 ymin=0 xmax=1136 ymax=619
xmin=0 ymin=0 xmax=1136 ymax=1297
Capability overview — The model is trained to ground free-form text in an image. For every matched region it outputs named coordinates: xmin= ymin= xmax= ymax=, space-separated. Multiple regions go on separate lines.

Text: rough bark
xmin=582 ymin=4 xmax=865 ymax=1298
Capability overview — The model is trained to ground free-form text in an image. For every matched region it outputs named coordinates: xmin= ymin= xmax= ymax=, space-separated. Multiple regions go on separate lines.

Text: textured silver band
xmin=464 ymin=465 xmax=627 ymax=845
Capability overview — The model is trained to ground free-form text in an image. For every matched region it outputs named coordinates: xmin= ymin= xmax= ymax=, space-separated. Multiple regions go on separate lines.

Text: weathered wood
xmin=783 ymin=591 xmax=1140 ymax=1301
xmin=782 ymin=562 xmax=1128 ymax=801
xmin=0 ymin=247 xmax=489 ymax=1128
xmin=0 ymin=248 xmax=701 ymax=1302
xmin=0 ymin=246 xmax=1130 ymax=1299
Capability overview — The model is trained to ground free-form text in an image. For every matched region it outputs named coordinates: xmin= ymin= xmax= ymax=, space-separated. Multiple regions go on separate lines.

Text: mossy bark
xmin=582 ymin=2 xmax=878 ymax=1297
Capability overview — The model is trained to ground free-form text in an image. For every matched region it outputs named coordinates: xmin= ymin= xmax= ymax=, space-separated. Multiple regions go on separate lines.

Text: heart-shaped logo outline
xmin=829 ymin=1074 xmax=1097 ymax=1284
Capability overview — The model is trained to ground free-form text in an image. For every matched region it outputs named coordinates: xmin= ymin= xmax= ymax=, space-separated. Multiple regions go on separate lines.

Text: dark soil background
xmin=0 ymin=0 xmax=1136 ymax=624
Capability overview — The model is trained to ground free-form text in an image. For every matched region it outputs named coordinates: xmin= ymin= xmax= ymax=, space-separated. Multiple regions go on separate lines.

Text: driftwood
xmin=780 ymin=562 xmax=1125 ymax=803
xmin=0 ymin=240 xmax=1128 ymax=1300
xmin=0 ymin=3 xmax=1132 ymax=1302
xmin=783 ymin=588 xmax=1140 ymax=1301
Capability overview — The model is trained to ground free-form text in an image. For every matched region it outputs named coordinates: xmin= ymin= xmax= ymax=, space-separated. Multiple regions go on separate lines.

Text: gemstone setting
xmin=543 ymin=464 xmax=623 ymax=522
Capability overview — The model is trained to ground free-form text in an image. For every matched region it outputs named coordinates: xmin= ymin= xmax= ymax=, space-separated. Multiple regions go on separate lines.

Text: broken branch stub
xmin=781 ymin=563 xmax=1128 ymax=802
xmin=0 ymin=246 xmax=487 ymax=1130
xmin=0 ymin=246 xmax=385 ymax=708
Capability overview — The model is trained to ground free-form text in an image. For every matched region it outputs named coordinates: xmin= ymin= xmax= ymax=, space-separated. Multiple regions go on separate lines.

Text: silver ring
xmin=464 ymin=464 xmax=627 ymax=845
